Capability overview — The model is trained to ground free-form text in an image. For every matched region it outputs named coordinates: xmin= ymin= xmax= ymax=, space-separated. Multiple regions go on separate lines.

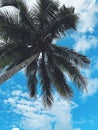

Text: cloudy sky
xmin=0 ymin=0 xmax=98 ymax=130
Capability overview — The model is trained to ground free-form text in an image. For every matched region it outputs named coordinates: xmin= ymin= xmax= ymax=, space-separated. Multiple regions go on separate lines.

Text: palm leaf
xmin=54 ymin=54 xmax=87 ymax=90
xmin=48 ymin=5 xmax=79 ymax=38
xmin=39 ymin=57 xmax=53 ymax=107
xmin=47 ymin=52 xmax=73 ymax=98
xmin=0 ymin=6 xmax=31 ymax=43
xmin=16 ymin=0 xmax=38 ymax=34
xmin=36 ymin=0 xmax=59 ymax=29
xmin=0 ymin=42 xmax=17 ymax=69
xmin=26 ymin=59 xmax=38 ymax=97
xmin=0 ymin=40 xmax=40 ymax=71
xmin=0 ymin=42 xmax=17 ymax=57
xmin=0 ymin=45 xmax=25 ymax=69
xmin=0 ymin=54 xmax=13 ymax=69
xmin=0 ymin=0 xmax=18 ymax=8
xmin=49 ymin=66 xmax=73 ymax=98
xmin=51 ymin=44 xmax=90 ymax=68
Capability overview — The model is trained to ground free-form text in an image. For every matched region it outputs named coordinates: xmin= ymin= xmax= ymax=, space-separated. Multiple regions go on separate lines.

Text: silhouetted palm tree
xmin=0 ymin=0 xmax=90 ymax=107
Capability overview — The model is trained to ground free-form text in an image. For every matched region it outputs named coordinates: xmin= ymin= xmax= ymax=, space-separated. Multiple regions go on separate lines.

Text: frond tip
xmin=51 ymin=44 xmax=90 ymax=68
xmin=26 ymin=59 xmax=38 ymax=97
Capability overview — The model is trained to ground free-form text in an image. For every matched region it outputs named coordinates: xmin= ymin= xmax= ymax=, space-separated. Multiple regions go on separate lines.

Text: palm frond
xmin=0 ymin=6 xmax=31 ymax=43
xmin=36 ymin=0 xmax=59 ymax=31
xmin=0 ymin=42 xmax=17 ymax=57
xmin=0 ymin=6 xmax=19 ymax=25
xmin=0 ymin=0 xmax=18 ymax=8
xmin=37 ymin=0 xmax=59 ymax=16
xmin=48 ymin=5 xmax=79 ymax=38
xmin=4 ymin=45 xmax=40 ymax=71
xmin=0 ymin=43 xmax=17 ymax=70
xmin=58 ymin=6 xmax=78 ymax=30
xmin=46 ymin=52 xmax=73 ymax=98
xmin=26 ymin=59 xmax=38 ymax=97
xmin=54 ymin=54 xmax=87 ymax=90
xmin=51 ymin=44 xmax=90 ymax=68
xmin=0 ymin=45 xmax=25 ymax=69
xmin=39 ymin=57 xmax=53 ymax=107
xmin=16 ymin=0 xmax=38 ymax=34
xmin=49 ymin=64 xmax=73 ymax=98
xmin=0 ymin=53 xmax=13 ymax=69
xmin=0 ymin=42 xmax=39 ymax=71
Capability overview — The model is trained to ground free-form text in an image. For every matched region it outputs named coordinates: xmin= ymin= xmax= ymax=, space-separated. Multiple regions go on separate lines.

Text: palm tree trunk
xmin=0 ymin=53 xmax=39 ymax=84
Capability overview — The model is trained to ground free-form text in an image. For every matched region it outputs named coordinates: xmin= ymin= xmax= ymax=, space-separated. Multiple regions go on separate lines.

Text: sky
xmin=0 ymin=0 xmax=98 ymax=130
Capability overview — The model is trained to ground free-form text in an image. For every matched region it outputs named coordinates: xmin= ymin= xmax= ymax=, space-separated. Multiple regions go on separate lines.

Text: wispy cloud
xmin=81 ymin=58 xmax=98 ymax=98
xmin=74 ymin=35 xmax=98 ymax=53
xmin=12 ymin=128 xmax=20 ymax=130
xmin=3 ymin=84 xmax=80 ymax=130
xmin=82 ymin=78 xmax=98 ymax=98
xmin=74 ymin=118 xmax=86 ymax=125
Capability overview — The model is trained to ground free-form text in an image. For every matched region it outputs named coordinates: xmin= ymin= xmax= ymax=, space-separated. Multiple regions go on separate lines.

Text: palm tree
xmin=0 ymin=0 xmax=90 ymax=107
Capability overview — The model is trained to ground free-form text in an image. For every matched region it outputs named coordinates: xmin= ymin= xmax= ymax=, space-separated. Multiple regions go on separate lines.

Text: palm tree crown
xmin=0 ymin=0 xmax=90 ymax=107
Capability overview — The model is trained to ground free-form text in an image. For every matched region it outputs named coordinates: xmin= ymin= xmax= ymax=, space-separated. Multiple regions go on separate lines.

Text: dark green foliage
xmin=49 ymin=65 xmax=73 ymax=98
xmin=0 ymin=0 xmax=18 ymax=8
xmin=26 ymin=59 xmax=38 ymax=97
xmin=0 ymin=0 xmax=90 ymax=107
xmin=54 ymin=54 xmax=87 ymax=90
xmin=51 ymin=44 xmax=90 ymax=68
xmin=39 ymin=57 xmax=53 ymax=107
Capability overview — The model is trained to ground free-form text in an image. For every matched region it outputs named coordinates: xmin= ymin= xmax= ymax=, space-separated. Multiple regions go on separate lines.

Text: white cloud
xmin=80 ymin=57 xmax=98 ymax=98
xmin=11 ymin=90 xmax=22 ymax=96
xmin=4 ymin=89 xmax=80 ymax=130
xmin=82 ymin=78 xmax=98 ymax=98
xmin=12 ymin=128 xmax=19 ymax=130
xmin=79 ymin=60 xmax=98 ymax=98
xmin=74 ymin=35 xmax=97 ymax=53
xmin=75 ymin=129 xmax=81 ymax=130
xmin=77 ymin=0 xmax=97 ymax=33
xmin=11 ymin=90 xmax=28 ymax=97
xmin=74 ymin=118 xmax=86 ymax=125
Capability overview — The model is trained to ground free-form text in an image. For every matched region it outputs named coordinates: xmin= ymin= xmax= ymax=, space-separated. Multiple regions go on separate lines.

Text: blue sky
xmin=0 ymin=0 xmax=98 ymax=130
